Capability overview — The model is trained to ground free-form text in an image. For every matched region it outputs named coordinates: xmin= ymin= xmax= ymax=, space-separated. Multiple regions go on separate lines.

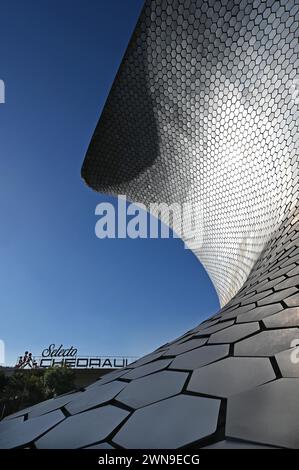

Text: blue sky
xmin=0 ymin=0 xmax=219 ymax=366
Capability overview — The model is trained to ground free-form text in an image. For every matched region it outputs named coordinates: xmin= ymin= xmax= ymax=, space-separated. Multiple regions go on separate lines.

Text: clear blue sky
xmin=0 ymin=0 xmax=219 ymax=366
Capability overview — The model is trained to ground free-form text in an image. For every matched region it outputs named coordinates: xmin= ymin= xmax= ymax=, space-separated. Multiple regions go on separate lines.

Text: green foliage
xmin=44 ymin=366 xmax=76 ymax=396
xmin=0 ymin=369 xmax=8 ymax=393
xmin=0 ymin=369 xmax=46 ymax=417
xmin=0 ymin=366 xmax=76 ymax=418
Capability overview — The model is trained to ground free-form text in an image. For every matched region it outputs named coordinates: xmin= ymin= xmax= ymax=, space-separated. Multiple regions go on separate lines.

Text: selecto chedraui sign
xmin=27 ymin=344 xmax=136 ymax=369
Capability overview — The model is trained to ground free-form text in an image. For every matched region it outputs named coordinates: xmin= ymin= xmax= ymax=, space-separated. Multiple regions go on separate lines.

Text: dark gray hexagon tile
xmin=2 ymin=408 xmax=32 ymax=421
xmin=288 ymin=266 xmax=299 ymax=276
xmin=285 ymin=293 xmax=299 ymax=307
xmin=195 ymin=319 xmax=221 ymax=331
xmin=284 ymin=238 xmax=299 ymax=251
xmin=208 ymin=323 xmax=260 ymax=344
xmin=236 ymin=304 xmax=283 ymax=323
xmin=163 ymin=338 xmax=207 ymax=356
xmin=274 ymin=276 xmax=299 ymax=290
xmin=269 ymin=264 xmax=297 ymax=279
xmin=113 ymin=395 xmax=220 ymax=449
xmin=281 ymin=256 xmax=299 ymax=269
xmin=36 ymin=406 xmax=129 ymax=449
xmin=216 ymin=311 xmax=239 ymax=322
xmin=187 ymin=357 xmax=275 ymax=398
xmin=193 ymin=320 xmax=235 ymax=336
xmin=2 ymin=393 xmax=78 ymax=421
xmin=202 ymin=440 xmax=279 ymax=449
xmin=275 ymin=349 xmax=299 ymax=377
xmin=121 ymin=359 xmax=172 ymax=380
xmin=0 ymin=410 xmax=64 ymax=449
xmin=169 ymin=344 xmax=229 ymax=370
xmin=166 ymin=328 xmax=198 ymax=345
xmin=171 ymin=333 xmax=194 ymax=346
xmin=220 ymin=303 xmax=240 ymax=314
xmin=85 ymin=369 xmax=129 ymax=388
xmin=128 ymin=352 xmax=165 ymax=368
xmin=255 ymin=277 xmax=286 ymax=293
xmin=254 ymin=276 xmax=285 ymax=294
xmin=242 ymin=290 xmax=274 ymax=305
xmin=85 ymin=442 xmax=114 ymax=449
xmin=263 ymin=307 xmax=299 ymax=328
xmin=0 ymin=416 xmax=24 ymax=433
xmin=234 ymin=329 xmax=299 ymax=356
xmin=222 ymin=305 xmax=255 ymax=319
xmin=116 ymin=371 xmax=188 ymax=409
xmin=27 ymin=392 xmax=82 ymax=419
xmin=257 ymin=288 xmax=298 ymax=306
xmin=65 ymin=381 xmax=127 ymax=415
xmin=226 ymin=379 xmax=299 ymax=448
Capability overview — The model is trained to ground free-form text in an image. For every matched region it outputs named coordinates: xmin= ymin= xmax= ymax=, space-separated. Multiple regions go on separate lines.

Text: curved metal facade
xmin=1 ymin=0 xmax=299 ymax=449
xmin=82 ymin=0 xmax=299 ymax=306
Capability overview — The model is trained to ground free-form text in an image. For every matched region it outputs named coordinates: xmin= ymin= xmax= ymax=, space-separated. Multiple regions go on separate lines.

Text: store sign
xmin=42 ymin=344 xmax=78 ymax=358
xmin=16 ymin=344 xmax=136 ymax=369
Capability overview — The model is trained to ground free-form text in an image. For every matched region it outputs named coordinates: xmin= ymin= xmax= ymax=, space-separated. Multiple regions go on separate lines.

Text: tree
xmin=0 ymin=369 xmax=8 ymax=419
xmin=0 ymin=367 xmax=77 ymax=419
xmin=2 ymin=370 xmax=46 ymax=417
xmin=0 ymin=369 xmax=8 ymax=394
xmin=44 ymin=366 xmax=75 ymax=396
